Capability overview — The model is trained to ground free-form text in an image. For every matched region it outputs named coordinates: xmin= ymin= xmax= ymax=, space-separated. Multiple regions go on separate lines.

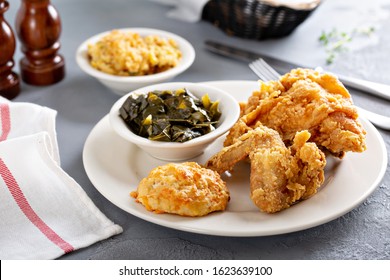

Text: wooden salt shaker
xmin=0 ymin=0 xmax=20 ymax=99
xmin=15 ymin=0 xmax=65 ymax=85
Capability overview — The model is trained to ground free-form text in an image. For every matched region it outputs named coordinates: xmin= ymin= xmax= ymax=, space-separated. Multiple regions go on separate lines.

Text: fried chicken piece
xmin=227 ymin=68 xmax=366 ymax=158
xmin=131 ymin=162 xmax=229 ymax=216
xmin=206 ymin=123 xmax=326 ymax=213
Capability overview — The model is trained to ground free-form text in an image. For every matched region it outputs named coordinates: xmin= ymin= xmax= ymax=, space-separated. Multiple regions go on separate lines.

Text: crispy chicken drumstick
xmin=206 ymin=122 xmax=326 ymax=213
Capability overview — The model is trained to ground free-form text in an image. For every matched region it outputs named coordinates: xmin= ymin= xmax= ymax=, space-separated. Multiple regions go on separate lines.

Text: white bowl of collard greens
xmin=109 ymin=82 xmax=240 ymax=161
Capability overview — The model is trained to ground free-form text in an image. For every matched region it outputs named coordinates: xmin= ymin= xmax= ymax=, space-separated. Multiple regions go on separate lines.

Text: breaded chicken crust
xmin=131 ymin=162 xmax=229 ymax=216
xmin=226 ymin=68 xmax=367 ymax=158
xmin=206 ymin=123 xmax=326 ymax=213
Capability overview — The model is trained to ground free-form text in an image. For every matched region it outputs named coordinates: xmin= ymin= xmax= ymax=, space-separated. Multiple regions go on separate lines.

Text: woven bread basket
xmin=201 ymin=0 xmax=321 ymax=40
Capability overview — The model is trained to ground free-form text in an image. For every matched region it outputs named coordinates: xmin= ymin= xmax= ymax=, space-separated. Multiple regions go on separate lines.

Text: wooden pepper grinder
xmin=0 ymin=0 xmax=20 ymax=99
xmin=15 ymin=0 xmax=65 ymax=85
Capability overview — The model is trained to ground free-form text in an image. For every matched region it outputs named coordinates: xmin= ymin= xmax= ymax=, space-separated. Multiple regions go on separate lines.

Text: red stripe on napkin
xmin=0 ymin=103 xmax=11 ymax=141
xmin=0 ymin=158 xmax=74 ymax=254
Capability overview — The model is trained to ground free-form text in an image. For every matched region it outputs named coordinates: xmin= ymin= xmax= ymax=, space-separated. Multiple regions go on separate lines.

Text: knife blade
xmin=205 ymin=40 xmax=302 ymax=74
xmin=205 ymin=40 xmax=390 ymax=101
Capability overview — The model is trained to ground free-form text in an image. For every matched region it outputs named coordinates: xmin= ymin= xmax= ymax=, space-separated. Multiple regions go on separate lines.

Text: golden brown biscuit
xmin=131 ymin=162 xmax=229 ymax=216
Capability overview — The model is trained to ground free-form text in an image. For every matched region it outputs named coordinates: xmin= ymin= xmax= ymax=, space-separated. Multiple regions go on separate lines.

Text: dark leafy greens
xmin=119 ymin=88 xmax=221 ymax=142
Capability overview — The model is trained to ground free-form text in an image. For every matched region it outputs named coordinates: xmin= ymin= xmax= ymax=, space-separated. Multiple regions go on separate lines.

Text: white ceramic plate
xmin=83 ymin=81 xmax=387 ymax=237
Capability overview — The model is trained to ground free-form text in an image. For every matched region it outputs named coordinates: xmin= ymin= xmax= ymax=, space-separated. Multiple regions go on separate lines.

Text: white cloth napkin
xmin=0 ymin=97 xmax=123 ymax=259
xmin=149 ymin=0 xmax=209 ymax=22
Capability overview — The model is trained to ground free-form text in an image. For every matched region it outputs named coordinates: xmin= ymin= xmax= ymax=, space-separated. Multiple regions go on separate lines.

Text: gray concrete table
xmin=6 ymin=0 xmax=390 ymax=259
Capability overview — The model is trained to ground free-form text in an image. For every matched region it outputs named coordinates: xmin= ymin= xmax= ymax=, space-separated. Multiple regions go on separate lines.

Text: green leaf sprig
xmin=318 ymin=26 xmax=375 ymax=65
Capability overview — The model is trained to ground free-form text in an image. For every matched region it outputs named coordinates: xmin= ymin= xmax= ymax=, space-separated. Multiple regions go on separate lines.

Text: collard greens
xmin=119 ymin=88 xmax=221 ymax=142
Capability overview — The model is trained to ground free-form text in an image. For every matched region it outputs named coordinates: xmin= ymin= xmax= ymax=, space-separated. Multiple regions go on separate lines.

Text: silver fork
xmin=249 ymin=58 xmax=390 ymax=130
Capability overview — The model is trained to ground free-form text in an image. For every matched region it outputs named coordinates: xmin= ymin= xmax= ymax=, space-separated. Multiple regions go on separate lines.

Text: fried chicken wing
xmin=206 ymin=123 xmax=326 ymax=213
xmin=227 ymin=68 xmax=366 ymax=158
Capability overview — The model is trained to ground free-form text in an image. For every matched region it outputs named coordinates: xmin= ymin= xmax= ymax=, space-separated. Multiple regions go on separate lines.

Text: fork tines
xmin=249 ymin=58 xmax=281 ymax=82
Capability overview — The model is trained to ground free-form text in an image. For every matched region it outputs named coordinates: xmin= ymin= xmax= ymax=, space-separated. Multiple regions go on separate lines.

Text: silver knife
xmin=205 ymin=40 xmax=390 ymax=101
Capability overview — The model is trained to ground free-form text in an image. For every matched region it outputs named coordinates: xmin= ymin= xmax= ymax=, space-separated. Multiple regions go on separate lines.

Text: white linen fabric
xmin=0 ymin=98 xmax=60 ymax=164
xmin=0 ymin=97 xmax=122 ymax=259
xmin=149 ymin=0 xmax=209 ymax=22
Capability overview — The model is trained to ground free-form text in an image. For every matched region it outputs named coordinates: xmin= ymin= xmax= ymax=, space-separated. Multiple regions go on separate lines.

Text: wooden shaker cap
xmin=0 ymin=0 xmax=20 ymax=99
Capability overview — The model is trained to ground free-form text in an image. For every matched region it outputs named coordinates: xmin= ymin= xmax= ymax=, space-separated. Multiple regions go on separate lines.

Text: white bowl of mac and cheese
xmin=76 ymin=28 xmax=195 ymax=95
